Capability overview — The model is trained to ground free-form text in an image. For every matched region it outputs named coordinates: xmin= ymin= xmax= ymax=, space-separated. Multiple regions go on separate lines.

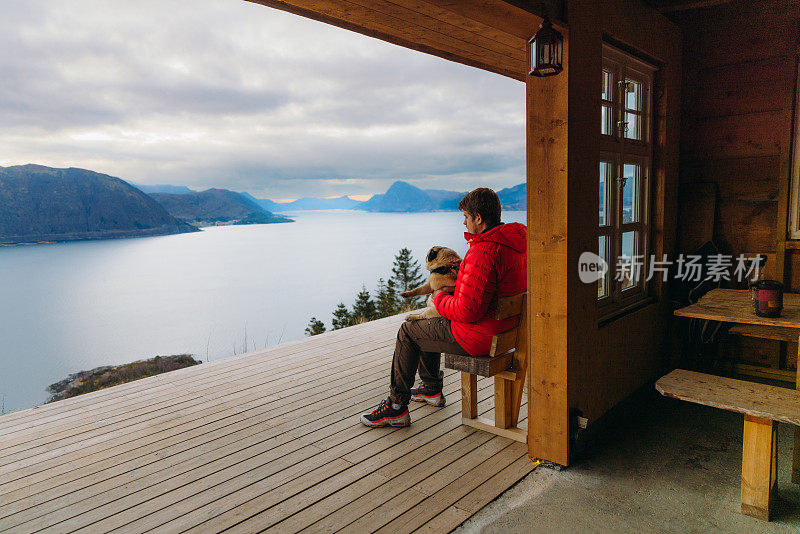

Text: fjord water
xmin=0 ymin=210 xmax=525 ymax=411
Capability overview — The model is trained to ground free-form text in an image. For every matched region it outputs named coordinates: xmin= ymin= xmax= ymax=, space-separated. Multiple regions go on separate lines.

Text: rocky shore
xmin=46 ymin=354 xmax=201 ymax=403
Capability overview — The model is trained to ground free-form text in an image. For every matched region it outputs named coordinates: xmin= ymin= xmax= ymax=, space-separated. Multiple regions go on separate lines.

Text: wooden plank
xmin=0 ymin=332 xmax=399 ymax=456
xmin=374 ymin=442 xmax=531 ymax=533
xmin=461 ymin=372 xmax=477 ymax=419
xmin=489 ymin=328 xmax=518 ymax=357
xmin=494 ymin=377 xmax=513 ymax=429
xmin=202 ymin=392 xmax=502 ymax=534
xmin=444 ymin=352 xmax=513 ymax=377
xmin=682 ymin=111 xmax=785 ymax=161
xmin=494 ymin=292 xmax=525 ymax=320
xmin=729 ymin=324 xmax=799 ymax=343
xmin=741 ymin=415 xmax=778 ymax=521
xmin=461 ymin=417 xmax=527 ymax=443
xmin=0 ymin=318 xmax=403 ymax=431
xmin=511 ymin=295 xmax=529 ymax=427
xmin=527 ymin=23 xmax=570 ymax=466
xmin=0 ymin=316 xmax=530 ymax=534
xmin=655 ymin=369 xmax=800 ymax=426
xmin=676 ymin=182 xmax=716 ymax=254
xmin=246 ymin=0 xmax=527 ymax=80
xmin=674 ymin=288 xmax=800 ymax=329
xmin=733 ymin=364 xmax=797 ymax=384
xmin=0 ymin=341 xmax=397 ymax=473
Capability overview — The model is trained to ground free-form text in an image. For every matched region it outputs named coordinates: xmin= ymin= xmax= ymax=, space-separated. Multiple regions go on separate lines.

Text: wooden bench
xmin=656 ymin=369 xmax=800 ymax=521
xmin=444 ymin=292 xmax=528 ymax=443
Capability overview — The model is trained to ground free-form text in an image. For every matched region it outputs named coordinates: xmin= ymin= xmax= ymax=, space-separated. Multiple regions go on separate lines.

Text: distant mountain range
xmin=149 ymin=189 xmax=292 ymax=227
xmin=0 ymin=165 xmax=198 ymax=245
xmin=241 ymin=180 xmax=526 ymax=213
xmin=132 ymin=183 xmax=195 ymax=195
xmin=240 ymin=193 xmax=362 ymax=212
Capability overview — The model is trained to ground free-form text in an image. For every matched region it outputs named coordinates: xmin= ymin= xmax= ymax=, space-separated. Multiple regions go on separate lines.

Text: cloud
xmin=0 ymin=0 xmax=525 ymax=198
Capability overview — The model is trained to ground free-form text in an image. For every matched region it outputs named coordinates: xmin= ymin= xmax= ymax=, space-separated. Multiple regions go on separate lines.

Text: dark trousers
xmin=389 ymin=317 xmax=470 ymax=405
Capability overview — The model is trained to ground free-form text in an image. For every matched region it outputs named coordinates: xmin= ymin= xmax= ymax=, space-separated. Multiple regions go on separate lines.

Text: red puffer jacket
xmin=434 ymin=222 xmax=527 ymax=356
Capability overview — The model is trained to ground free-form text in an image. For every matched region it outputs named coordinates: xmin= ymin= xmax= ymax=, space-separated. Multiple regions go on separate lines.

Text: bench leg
xmin=741 ymin=415 xmax=778 ymax=521
xmin=461 ymin=372 xmax=477 ymax=419
xmin=794 ymin=338 xmax=800 ymax=484
xmin=494 ymin=377 xmax=513 ymax=429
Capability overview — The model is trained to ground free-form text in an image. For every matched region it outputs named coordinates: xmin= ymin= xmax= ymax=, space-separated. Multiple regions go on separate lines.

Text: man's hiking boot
xmin=360 ymin=398 xmax=410 ymax=427
xmin=410 ymin=384 xmax=446 ymax=407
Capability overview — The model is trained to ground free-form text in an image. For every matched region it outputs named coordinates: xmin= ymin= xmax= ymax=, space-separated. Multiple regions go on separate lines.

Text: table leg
xmin=794 ymin=335 xmax=800 ymax=484
xmin=742 ymin=415 xmax=778 ymax=521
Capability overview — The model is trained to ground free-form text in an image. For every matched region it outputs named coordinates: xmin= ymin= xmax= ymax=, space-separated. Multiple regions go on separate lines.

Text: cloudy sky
xmin=0 ymin=0 xmax=525 ymax=200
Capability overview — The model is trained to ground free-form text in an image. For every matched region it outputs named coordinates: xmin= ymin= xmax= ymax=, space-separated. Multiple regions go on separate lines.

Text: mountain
xmin=423 ymin=189 xmax=467 ymax=211
xmin=355 ymin=180 xmax=526 ymax=212
xmin=497 ymin=184 xmax=526 ymax=210
xmin=132 ymin=183 xmax=195 ymax=195
xmin=356 ymin=181 xmax=437 ymax=212
xmin=0 ymin=164 xmax=198 ymax=245
xmin=239 ymin=192 xmax=283 ymax=212
xmin=150 ymin=189 xmax=292 ymax=226
xmin=241 ymin=193 xmax=364 ymax=211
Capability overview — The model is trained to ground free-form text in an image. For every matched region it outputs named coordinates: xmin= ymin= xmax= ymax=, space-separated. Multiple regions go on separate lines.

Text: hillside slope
xmin=0 ymin=165 xmax=198 ymax=244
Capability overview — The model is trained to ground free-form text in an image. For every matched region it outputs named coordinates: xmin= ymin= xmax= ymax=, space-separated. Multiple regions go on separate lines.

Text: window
xmin=599 ymin=44 xmax=656 ymax=317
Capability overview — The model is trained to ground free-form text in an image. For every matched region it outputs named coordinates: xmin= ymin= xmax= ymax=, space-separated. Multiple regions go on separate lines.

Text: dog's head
xmin=425 ymin=246 xmax=462 ymax=273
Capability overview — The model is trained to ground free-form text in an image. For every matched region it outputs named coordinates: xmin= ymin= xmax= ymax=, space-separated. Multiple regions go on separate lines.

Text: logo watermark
xmin=578 ymin=253 xmax=764 ymax=284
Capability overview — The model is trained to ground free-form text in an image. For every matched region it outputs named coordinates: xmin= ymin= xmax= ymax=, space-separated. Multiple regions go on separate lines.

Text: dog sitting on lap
xmin=400 ymin=246 xmax=461 ymax=321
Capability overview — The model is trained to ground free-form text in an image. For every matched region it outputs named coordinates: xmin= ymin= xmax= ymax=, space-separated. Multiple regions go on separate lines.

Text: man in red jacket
xmin=361 ymin=188 xmax=527 ymax=427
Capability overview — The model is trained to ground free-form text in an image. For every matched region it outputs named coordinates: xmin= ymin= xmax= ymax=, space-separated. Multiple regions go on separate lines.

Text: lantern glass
xmin=529 ymin=17 xmax=563 ymax=77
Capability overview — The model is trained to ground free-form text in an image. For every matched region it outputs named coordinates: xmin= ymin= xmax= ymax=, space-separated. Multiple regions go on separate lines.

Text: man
xmin=360 ymin=187 xmax=527 ymax=427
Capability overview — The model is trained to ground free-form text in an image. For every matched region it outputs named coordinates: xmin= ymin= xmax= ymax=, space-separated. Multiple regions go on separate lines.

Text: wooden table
xmin=674 ymin=288 xmax=800 ymax=493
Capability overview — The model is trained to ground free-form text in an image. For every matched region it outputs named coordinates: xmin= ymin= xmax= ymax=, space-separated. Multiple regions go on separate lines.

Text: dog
xmin=401 ymin=246 xmax=462 ymax=321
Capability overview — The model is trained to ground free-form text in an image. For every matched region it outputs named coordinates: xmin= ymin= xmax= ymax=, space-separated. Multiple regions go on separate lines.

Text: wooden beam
xmin=527 ymin=27 xmax=570 ymax=466
xmin=246 ymin=0 xmax=534 ymax=80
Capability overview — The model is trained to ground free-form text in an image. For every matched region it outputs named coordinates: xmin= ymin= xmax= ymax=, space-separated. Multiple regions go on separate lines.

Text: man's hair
xmin=458 ymin=188 xmax=501 ymax=226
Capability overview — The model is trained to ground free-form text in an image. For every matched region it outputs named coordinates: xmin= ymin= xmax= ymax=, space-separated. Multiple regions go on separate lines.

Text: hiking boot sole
xmin=411 ymin=393 xmax=446 ymax=407
xmin=360 ymin=411 xmax=411 ymax=427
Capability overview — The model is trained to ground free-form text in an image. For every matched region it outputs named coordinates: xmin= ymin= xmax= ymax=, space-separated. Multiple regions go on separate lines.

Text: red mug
xmin=752 ymin=280 xmax=784 ymax=318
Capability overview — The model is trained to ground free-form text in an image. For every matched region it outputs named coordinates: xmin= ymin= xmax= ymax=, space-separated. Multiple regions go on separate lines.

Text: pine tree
xmin=375 ymin=277 xmax=399 ymax=318
xmin=304 ymin=317 xmax=326 ymax=336
xmin=392 ymin=247 xmax=424 ymax=309
xmin=331 ymin=302 xmax=353 ymax=330
xmin=352 ymin=285 xmax=377 ymax=323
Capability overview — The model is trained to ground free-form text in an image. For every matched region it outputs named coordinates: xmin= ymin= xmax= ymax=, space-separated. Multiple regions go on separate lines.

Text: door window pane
xmin=621 ymin=231 xmax=639 ymax=290
xmin=601 ymin=105 xmax=613 ymax=135
xmin=622 ymin=163 xmax=639 ymax=223
xmin=599 ymin=161 xmax=610 ymax=226
xmin=624 ymin=112 xmax=641 ymax=140
xmin=599 ymin=235 xmax=608 ymax=298
xmin=602 ymin=70 xmax=613 ymax=101
xmin=625 ymin=80 xmax=641 ymax=111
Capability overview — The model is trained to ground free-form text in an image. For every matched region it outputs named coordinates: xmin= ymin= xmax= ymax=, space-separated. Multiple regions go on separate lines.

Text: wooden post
xmin=741 ymin=414 xmax=778 ymax=521
xmin=794 ymin=334 xmax=800 ymax=484
xmin=494 ymin=378 xmax=513 ymax=429
xmin=461 ymin=372 xmax=477 ymax=419
xmin=510 ymin=295 xmax=529 ymax=426
xmin=527 ymin=24 xmax=571 ymax=465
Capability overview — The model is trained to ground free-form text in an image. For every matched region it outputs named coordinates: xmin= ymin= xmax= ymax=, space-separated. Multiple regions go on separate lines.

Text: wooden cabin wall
xmin=672 ymin=0 xmax=797 ymax=259
xmin=565 ymin=0 xmax=682 ymax=426
xmin=672 ymin=0 xmax=799 ymax=370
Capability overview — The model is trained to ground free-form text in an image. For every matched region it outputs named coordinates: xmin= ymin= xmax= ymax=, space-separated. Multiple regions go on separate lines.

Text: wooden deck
xmin=0 ymin=313 xmax=535 ymax=533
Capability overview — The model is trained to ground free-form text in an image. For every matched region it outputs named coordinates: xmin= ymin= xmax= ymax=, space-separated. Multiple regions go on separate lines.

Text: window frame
xmin=599 ymin=43 xmax=657 ymax=320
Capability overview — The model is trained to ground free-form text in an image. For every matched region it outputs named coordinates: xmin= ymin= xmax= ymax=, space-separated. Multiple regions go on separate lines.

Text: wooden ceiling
xmin=643 ymin=0 xmax=733 ymax=12
xmin=245 ymin=0 xmax=554 ymax=81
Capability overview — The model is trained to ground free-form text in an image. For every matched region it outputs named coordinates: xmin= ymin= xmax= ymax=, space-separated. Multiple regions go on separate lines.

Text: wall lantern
xmin=528 ymin=16 xmax=563 ymax=77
